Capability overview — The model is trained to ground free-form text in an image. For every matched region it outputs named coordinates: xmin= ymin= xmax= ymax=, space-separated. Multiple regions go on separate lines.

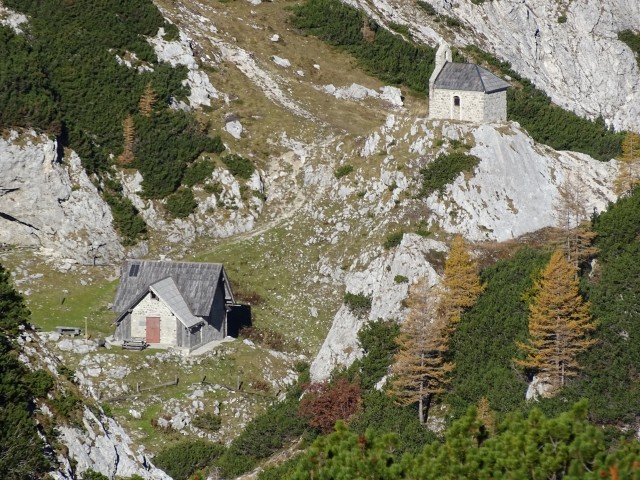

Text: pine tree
xmin=388 ymin=279 xmax=454 ymax=424
xmin=438 ymin=235 xmax=485 ymax=329
xmin=515 ymin=250 xmax=596 ymax=394
xmin=138 ymin=82 xmax=157 ymax=117
xmin=117 ymin=114 xmax=135 ymax=165
xmin=614 ymin=131 xmax=640 ymax=196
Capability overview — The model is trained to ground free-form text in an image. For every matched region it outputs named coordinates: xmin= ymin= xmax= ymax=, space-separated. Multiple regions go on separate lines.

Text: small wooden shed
xmin=112 ymin=260 xmax=235 ymax=350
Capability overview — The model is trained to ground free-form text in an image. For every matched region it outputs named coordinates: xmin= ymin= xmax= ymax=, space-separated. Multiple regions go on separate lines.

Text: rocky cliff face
xmin=17 ymin=331 xmax=170 ymax=480
xmin=0 ymin=131 xmax=123 ymax=265
xmin=355 ymin=0 xmax=640 ymax=133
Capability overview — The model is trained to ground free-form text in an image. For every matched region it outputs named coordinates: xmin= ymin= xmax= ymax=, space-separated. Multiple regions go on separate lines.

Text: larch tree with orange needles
xmin=516 ymin=250 xmax=597 ymax=395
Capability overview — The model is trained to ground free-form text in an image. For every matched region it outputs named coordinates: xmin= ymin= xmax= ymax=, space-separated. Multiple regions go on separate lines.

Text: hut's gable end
xmin=130 ymin=292 xmax=178 ymax=345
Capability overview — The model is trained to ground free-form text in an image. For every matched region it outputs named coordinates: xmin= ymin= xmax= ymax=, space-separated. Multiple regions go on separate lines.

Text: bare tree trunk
xmin=418 ymin=381 xmax=424 ymax=424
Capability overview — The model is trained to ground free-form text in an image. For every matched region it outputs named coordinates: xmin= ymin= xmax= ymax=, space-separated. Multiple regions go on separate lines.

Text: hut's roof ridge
xmin=113 ymin=260 xmax=232 ymax=316
xmin=433 ymin=62 xmax=510 ymax=93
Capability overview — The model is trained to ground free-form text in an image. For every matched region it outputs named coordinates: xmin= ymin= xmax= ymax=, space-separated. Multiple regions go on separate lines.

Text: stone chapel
xmin=428 ymin=43 xmax=510 ymax=123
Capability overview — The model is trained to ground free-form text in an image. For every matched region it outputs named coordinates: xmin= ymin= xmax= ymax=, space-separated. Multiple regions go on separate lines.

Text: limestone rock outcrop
xmin=426 ymin=122 xmax=618 ymax=241
xmin=0 ymin=131 xmax=123 ymax=265
xmin=310 ymin=235 xmax=445 ymax=381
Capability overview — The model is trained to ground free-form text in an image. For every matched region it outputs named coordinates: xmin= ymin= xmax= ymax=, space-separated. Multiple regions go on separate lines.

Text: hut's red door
xmin=146 ymin=317 xmax=160 ymax=343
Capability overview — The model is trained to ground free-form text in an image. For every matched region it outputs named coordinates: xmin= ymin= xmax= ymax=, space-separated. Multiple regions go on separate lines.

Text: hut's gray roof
xmin=433 ymin=62 xmax=510 ymax=93
xmin=113 ymin=260 xmax=234 ymax=316
xmin=149 ymin=277 xmax=203 ymax=328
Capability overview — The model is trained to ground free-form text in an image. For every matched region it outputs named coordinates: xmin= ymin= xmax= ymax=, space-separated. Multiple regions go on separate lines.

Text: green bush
xmin=345 ymin=319 xmax=400 ymax=390
xmin=447 ymin=248 xmax=549 ymax=418
xmin=81 ymin=471 xmax=109 ymax=480
xmin=23 ymin=370 xmax=54 ymax=399
xmin=0 ymin=266 xmax=52 ymax=479
xmin=222 ymin=154 xmax=255 ymax=180
xmin=3 ymin=0 xmax=188 ymax=173
xmin=192 ymin=412 xmax=222 ymax=432
xmin=216 ymin=397 xmax=307 ymax=477
xmin=50 ymin=392 xmax=81 ymax=418
xmin=134 ymin=111 xmax=224 ymax=198
xmin=383 ymin=231 xmax=405 ymax=249
xmin=420 ymin=152 xmax=480 ymax=197
xmin=394 ymin=275 xmax=409 ymax=284
xmin=182 ymin=158 xmax=215 ymax=187
xmin=557 ymin=15 xmax=567 ymax=23
xmin=165 ymin=189 xmax=197 ymax=219
xmin=334 ymin=164 xmax=354 ymax=179
xmin=103 ymin=190 xmax=147 ymax=245
xmin=618 ymin=30 xmax=640 ymax=67
xmin=416 ymin=1 xmax=437 ymax=15
xmin=290 ymin=0 xmax=435 ymax=94
xmin=343 ymin=292 xmax=372 ymax=314
xmin=155 ymin=440 xmax=225 ymax=480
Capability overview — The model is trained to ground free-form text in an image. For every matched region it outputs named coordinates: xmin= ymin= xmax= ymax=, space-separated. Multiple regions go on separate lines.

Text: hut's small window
xmin=129 ymin=264 xmax=140 ymax=277
xmin=453 ymin=96 xmax=461 ymax=106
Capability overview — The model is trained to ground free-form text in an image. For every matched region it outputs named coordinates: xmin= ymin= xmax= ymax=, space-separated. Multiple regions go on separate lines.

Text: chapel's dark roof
xmin=113 ymin=260 xmax=234 ymax=316
xmin=433 ymin=62 xmax=511 ymax=93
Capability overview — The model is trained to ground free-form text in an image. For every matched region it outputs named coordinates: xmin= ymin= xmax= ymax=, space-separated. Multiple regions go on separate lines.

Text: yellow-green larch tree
xmin=388 ymin=278 xmax=453 ymax=424
xmin=516 ymin=250 xmax=597 ymax=395
xmin=438 ymin=235 xmax=485 ymax=331
xmin=614 ymin=131 xmax=640 ymax=197
xmin=138 ymin=82 xmax=157 ymax=117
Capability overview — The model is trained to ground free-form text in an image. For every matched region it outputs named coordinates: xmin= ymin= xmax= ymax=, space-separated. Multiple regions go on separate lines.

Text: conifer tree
xmin=476 ymin=396 xmax=496 ymax=436
xmin=117 ymin=114 xmax=135 ymax=165
xmin=555 ymin=172 xmax=598 ymax=270
xmin=138 ymin=82 xmax=157 ymax=117
xmin=438 ymin=235 xmax=485 ymax=330
xmin=516 ymin=250 xmax=596 ymax=394
xmin=388 ymin=279 xmax=453 ymax=424
xmin=614 ymin=131 xmax=640 ymax=196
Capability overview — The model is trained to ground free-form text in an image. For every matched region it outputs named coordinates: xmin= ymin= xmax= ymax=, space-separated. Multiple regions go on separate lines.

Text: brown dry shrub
xmin=298 ymin=378 xmax=362 ymax=433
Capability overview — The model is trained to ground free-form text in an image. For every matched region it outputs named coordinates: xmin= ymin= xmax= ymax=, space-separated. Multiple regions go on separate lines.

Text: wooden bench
xmin=122 ymin=338 xmax=148 ymax=351
xmin=56 ymin=326 xmax=82 ymax=336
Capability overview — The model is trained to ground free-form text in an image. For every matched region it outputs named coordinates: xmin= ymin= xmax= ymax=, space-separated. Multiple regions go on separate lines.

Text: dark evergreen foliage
xmin=154 ymin=440 xmax=225 ymax=480
xmin=0 ymin=27 xmax=59 ymax=133
xmin=346 ymin=319 xmax=400 ymax=390
xmin=290 ymin=0 xmax=435 ymax=94
xmin=560 ymin=188 xmax=640 ymax=423
xmin=134 ymin=111 xmax=224 ymax=198
xmin=221 ymin=154 xmax=256 ymax=180
xmin=0 ymin=264 xmax=51 ymax=479
xmin=448 ymin=249 xmax=550 ymax=417
xmin=619 ymin=30 xmax=640 ymax=67
xmin=182 ymin=159 xmax=216 ymax=187
xmin=420 ymin=152 xmax=480 ymax=197
xmin=103 ymin=190 xmax=147 ymax=246
xmin=165 ymin=189 xmax=198 ymax=219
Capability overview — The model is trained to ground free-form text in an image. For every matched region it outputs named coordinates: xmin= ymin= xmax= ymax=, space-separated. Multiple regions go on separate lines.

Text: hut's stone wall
xmin=130 ymin=293 xmax=177 ymax=344
xmin=429 ymin=89 xmax=506 ymax=123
